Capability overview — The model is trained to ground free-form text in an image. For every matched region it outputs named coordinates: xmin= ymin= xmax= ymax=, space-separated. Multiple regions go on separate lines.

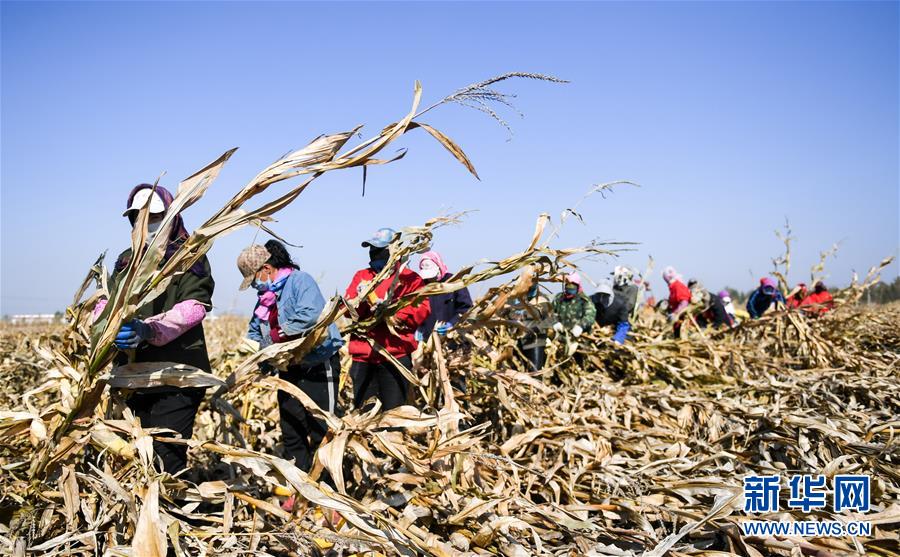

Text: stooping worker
xmin=416 ymin=250 xmax=473 ymax=340
xmin=503 ymin=276 xmax=553 ymax=371
xmin=718 ymin=290 xmax=740 ymax=325
xmin=689 ymin=282 xmax=734 ymax=329
xmin=786 ymin=282 xmax=809 ymax=309
xmin=345 ymin=228 xmax=430 ymax=411
xmin=590 ymin=281 xmax=630 ymax=344
xmin=800 ymin=281 xmax=834 ymax=315
xmin=95 ymin=184 xmax=214 ymax=474
xmin=611 ymin=266 xmax=640 ymax=318
xmin=747 ymin=277 xmax=785 ymax=319
xmin=551 ymin=272 xmax=596 ymax=340
xmin=662 ymin=266 xmax=692 ymax=326
xmin=237 ymin=240 xmax=343 ymax=488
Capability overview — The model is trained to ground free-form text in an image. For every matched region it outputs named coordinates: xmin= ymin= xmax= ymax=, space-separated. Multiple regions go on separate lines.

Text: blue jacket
xmin=248 ymin=270 xmax=343 ymax=364
xmin=747 ymin=287 xmax=785 ymax=319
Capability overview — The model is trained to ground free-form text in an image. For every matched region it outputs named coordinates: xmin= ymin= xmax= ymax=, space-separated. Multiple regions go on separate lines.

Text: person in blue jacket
xmin=747 ymin=277 xmax=785 ymax=319
xmin=416 ymin=250 xmax=473 ymax=340
xmin=590 ymin=281 xmax=631 ymax=344
xmin=236 ymin=240 xmax=343 ymax=507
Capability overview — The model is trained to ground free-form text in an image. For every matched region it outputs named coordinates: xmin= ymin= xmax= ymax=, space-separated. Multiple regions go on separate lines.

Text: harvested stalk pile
xmin=1 ymin=75 xmax=898 ymax=557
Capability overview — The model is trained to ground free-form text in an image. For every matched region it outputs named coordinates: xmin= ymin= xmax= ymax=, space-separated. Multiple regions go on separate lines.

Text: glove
xmin=414 ymin=330 xmax=424 ymax=342
xmin=552 ymin=322 xmax=564 ymax=333
xmin=571 ymin=325 xmax=583 ymax=338
xmin=667 ymin=313 xmax=679 ymax=323
xmin=436 ymin=322 xmax=450 ymax=336
xmin=115 ymin=319 xmax=153 ymax=349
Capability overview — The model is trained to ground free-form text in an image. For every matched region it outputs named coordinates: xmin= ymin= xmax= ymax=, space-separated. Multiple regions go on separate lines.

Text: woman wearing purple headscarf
xmin=93 ymin=184 xmax=214 ymax=473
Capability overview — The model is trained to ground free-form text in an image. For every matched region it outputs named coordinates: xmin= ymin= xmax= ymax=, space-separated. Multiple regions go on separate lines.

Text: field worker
xmin=345 ymin=228 xmax=431 ymax=411
xmin=800 ymin=281 xmax=834 ymax=315
xmin=237 ymin=240 xmax=343 ymax=492
xmin=416 ymin=250 xmax=473 ymax=340
xmin=747 ymin=277 xmax=785 ymax=319
xmin=786 ymin=282 xmax=809 ymax=309
xmin=551 ymin=272 xmax=596 ymax=339
xmin=611 ymin=266 xmax=640 ymax=318
xmin=718 ymin=290 xmax=739 ymax=324
xmin=504 ymin=277 xmax=553 ymax=371
xmin=662 ymin=266 xmax=691 ymax=324
xmin=690 ymin=282 xmax=734 ymax=329
xmin=94 ymin=184 xmax=214 ymax=474
xmin=590 ymin=280 xmax=630 ymax=344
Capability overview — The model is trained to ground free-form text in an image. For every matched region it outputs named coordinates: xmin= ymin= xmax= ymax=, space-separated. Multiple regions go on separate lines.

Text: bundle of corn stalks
xmin=1 ymin=75 xmax=899 ymax=557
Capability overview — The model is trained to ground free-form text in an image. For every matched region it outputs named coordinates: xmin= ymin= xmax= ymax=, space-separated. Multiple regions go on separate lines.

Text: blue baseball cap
xmin=362 ymin=227 xmax=396 ymax=248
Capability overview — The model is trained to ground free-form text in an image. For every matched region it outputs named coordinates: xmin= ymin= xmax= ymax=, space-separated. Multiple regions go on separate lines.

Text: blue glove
xmin=613 ymin=321 xmax=630 ymax=345
xmin=436 ymin=323 xmax=450 ymax=336
xmin=115 ymin=319 xmax=153 ymax=349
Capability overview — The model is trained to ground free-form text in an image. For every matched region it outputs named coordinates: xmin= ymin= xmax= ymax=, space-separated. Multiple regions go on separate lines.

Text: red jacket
xmin=800 ymin=291 xmax=834 ymax=315
xmin=345 ymin=266 xmax=431 ymax=362
xmin=667 ymin=280 xmax=691 ymax=312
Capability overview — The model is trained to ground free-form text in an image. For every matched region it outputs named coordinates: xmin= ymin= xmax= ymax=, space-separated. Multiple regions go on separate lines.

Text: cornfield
xmin=0 ymin=75 xmax=898 ymax=557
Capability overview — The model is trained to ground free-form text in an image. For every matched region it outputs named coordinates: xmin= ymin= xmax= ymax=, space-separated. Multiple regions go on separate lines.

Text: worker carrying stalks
xmin=551 ymin=272 xmax=596 ymax=345
xmin=95 ymin=184 xmax=214 ymax=474
xmin=344 ymin=228 xmax=431 ymax=411
xmin=590 ymin=280 xmax=631 ymax=344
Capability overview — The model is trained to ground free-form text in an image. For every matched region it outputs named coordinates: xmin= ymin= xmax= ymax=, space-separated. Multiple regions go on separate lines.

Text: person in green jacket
xmin=94 ymin=184 xmax=214 ymax=474
xmin=552 ymin=272 xmax=596 ymax=339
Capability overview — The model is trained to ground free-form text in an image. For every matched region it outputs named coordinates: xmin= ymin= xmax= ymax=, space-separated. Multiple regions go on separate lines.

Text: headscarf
xmin=116 ymin=184 xmax=207 ymax=277
xmin=662 ymin=266 xmax=682 ymax=285
xmin=814 ymin=281 xmax=827 ymax=294
xmin=419 ymin=250 xmax=449 ymax=279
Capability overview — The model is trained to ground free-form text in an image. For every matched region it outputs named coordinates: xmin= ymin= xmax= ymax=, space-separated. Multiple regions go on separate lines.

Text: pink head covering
xmin=419 ymin=250 xmax=448 ymax=279
xmin=662 ymin=266 xmax=681 ymax=284
xmin=565 ymin=272 xmax=583 ymax=291
xmin=760 ymin=277 xmax=777 ymax=289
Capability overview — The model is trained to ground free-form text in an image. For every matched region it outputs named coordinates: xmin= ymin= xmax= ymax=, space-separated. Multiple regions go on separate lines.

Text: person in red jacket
xmin=662 ymin=266 xmax=692 ymax=335
xmin=800 ymin=281 xmax=834 ymax=316
xmin=345 ymin=228 xmax=431 ymax=411
xmin=787 ymin=283 xmax=809 ymax=309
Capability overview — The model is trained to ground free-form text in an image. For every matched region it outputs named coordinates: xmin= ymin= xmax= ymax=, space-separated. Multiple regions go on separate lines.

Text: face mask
xmin=565 ymin=286 xmax=578 ymax=296
xmin=254 ymin=280 xmax=271 ymax=294
xmin=419 ymin=260 xmax=440 ymax=280
xmin=370 ymin=258 xmax=388 ymax=273
xmin=527 ymin=285 xmax=538 ymax=299
xmin=144 ymin=220 xmax=162 ymax=243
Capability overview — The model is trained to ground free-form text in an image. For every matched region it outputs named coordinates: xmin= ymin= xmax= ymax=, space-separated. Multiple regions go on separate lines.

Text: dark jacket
xmin=747 ymin=287 xmax=785 ymax=319
xmin=112 ymin=249 xmax=215 ymax=373
xmin=591 ymin=292 xmax=630 ymax=328
xmin=696 ymin=294 xmax=733 ymax=329
xmin=613 ymin=283 xmax=639 ymax=317
xmin=419 ymin=273 xmax=474 ymax=338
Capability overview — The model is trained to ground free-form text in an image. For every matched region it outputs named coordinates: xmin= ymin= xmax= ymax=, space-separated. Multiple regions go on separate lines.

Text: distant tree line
xmin=862 ymin=276 xmax=900 ymax=305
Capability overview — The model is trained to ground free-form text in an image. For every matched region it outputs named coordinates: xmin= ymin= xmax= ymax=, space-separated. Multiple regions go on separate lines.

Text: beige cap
xmin=237 ymin=245 xmax=270 ymax=290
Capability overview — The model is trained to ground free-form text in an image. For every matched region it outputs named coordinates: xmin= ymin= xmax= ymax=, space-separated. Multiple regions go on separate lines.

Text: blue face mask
xmin=370 ymin=259 xmax=388 ymax=272
xmin=253 ymin=279 xmax=272 ymax=293
xmin=565 ymin=286 xmax=578 ymax=296
xmin=527 ymin=285 xmax=539 ymax=299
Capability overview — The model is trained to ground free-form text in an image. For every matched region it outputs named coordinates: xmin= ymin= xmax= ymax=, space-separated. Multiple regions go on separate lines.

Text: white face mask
xmin=145 ymin=220 xmax=162 ymax=243
xmin=419 ymin=259 xmax=440 ymax=280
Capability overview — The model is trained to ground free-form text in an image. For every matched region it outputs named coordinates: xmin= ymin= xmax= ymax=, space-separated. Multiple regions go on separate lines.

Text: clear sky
xmin=2 ymin=1 xmax=898 ymax=315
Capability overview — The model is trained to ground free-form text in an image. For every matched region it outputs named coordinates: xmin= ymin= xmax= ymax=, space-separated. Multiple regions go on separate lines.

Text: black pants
xmin=126 ymin=387 xmax=206 ymax=473
xmin=278 ymin=353 xmax=341 ymax=473
xmin=351 ymin=356 xmax=412 ymax=411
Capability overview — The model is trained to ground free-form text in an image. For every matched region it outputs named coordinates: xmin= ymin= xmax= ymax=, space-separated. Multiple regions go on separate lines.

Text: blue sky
xmin=2 ymin=1 xmax=898 ymax=315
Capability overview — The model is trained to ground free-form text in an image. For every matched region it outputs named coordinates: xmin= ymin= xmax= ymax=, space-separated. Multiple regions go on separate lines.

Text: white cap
xmin=123 ymin=188 xmax=165 ymax=216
